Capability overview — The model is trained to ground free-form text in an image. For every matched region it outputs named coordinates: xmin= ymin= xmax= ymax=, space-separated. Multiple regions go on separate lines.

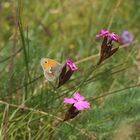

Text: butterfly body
xmin=40 ymin=58 xmax=63 ymax=81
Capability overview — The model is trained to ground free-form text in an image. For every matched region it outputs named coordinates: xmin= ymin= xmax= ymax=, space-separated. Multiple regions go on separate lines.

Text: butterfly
xmin=40 ymin=58 xmax=63 ymax=81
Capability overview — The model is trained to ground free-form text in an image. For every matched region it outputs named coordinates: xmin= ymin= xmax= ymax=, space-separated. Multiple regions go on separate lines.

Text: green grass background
xmin=0 ymin=0 xmax=140 ymax=139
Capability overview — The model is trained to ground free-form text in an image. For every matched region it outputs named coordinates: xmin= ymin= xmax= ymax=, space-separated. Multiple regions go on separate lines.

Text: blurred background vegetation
xmin=0 ymin=0 xmax=140 ymax=139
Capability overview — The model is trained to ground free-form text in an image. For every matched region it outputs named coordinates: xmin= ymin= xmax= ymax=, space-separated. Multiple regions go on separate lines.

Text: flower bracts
xmin=58 ymin=59 xmax=77 ymax=88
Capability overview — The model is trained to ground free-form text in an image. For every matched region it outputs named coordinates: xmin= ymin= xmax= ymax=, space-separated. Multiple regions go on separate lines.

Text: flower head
xmin=64 ymin=92 xmax=90 ymax=111
xmin=96 ymin=29 xmax=119 ymax=42
xmin=96 ymin=29 xmax=120 ymax=65
xmin=66 ymin=59 xmax=77 ymax=71
xmin=108 ymin=33 xmax=119 ymax=42
xmin=120 ymin=31 xmax=133 ymax=47
xmin=58 ymin=59 xmax=77 ymax=88
xmin=96 ymin=29 xmax=109 ymax=38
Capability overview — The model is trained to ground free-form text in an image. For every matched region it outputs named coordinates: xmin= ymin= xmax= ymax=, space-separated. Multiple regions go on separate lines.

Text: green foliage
xmin=0 ymin=0 xmax=140 ymax=139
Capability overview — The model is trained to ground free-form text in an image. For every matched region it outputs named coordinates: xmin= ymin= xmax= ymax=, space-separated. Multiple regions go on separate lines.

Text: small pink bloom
xmin=58 ymin=59 xmax=77 ymax=88
xmin=66 ymin=59 xmax=77 ymax=71
xmin=64 ymin=92 xmax=90 ymax=111
xmin=96 ymin=29 xmax=109 ymax=38
xmin=108 ymin=33 xmax=119 ymax=42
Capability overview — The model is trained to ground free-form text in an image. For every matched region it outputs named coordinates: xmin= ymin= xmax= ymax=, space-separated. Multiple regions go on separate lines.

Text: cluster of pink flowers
xmin=60 ymin=61 xmax=90 ymax=120
xmin=96 ymin=29 xmax=120 ymax=65
xmin=42 ymin=28 xmax=133 ymax=121
xmin=96 ymin=29 xmax=119 ymax=42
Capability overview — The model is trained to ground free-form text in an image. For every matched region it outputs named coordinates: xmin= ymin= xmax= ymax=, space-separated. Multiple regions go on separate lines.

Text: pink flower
xmin=96 ymin=29 xmax=120 ymax=65
xmin=57 ymin=59 xmax=77 ymax=88
xmin=66 ymin=59 xmax=77 ymax=71
xmin=96 ymin=29 xmax=119 ymax=42
xmin=64 ymin=92 xmax=90 ymax=111
xmin=96 ymin=29 xmax=109 ymax=38
xmin=108 ymin=33 xmax=119 ymax=42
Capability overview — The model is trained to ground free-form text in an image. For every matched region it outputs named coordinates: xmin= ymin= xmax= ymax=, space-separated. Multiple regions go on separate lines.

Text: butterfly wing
xmin=41 ymin=58 xmax=63 ymax=81
xmin=51 ymin=63 xmax=64 ymax=77
xmin=44 ymin=69 xmax=56 ymax=81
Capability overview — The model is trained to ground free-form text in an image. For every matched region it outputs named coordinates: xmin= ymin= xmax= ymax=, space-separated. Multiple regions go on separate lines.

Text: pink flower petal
xmin=64 ymin=98 xmax=76 ymax=104
xmin=73 ymin=92 xmax=85 ymax=101
xmin=96 ymin=34 xmax=101 ymax=38
xmin=108 ymin=33 xmax=119 ymax=42
xmin=96 ymin=29 xmax=109 ymax=38
xmin=74 ymin=101 xmax=90 ymax=111
xmin=81 ymin=101 xmax=90 ymax=108
xmin=101 ymin=29 xmax=109 ymax=35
